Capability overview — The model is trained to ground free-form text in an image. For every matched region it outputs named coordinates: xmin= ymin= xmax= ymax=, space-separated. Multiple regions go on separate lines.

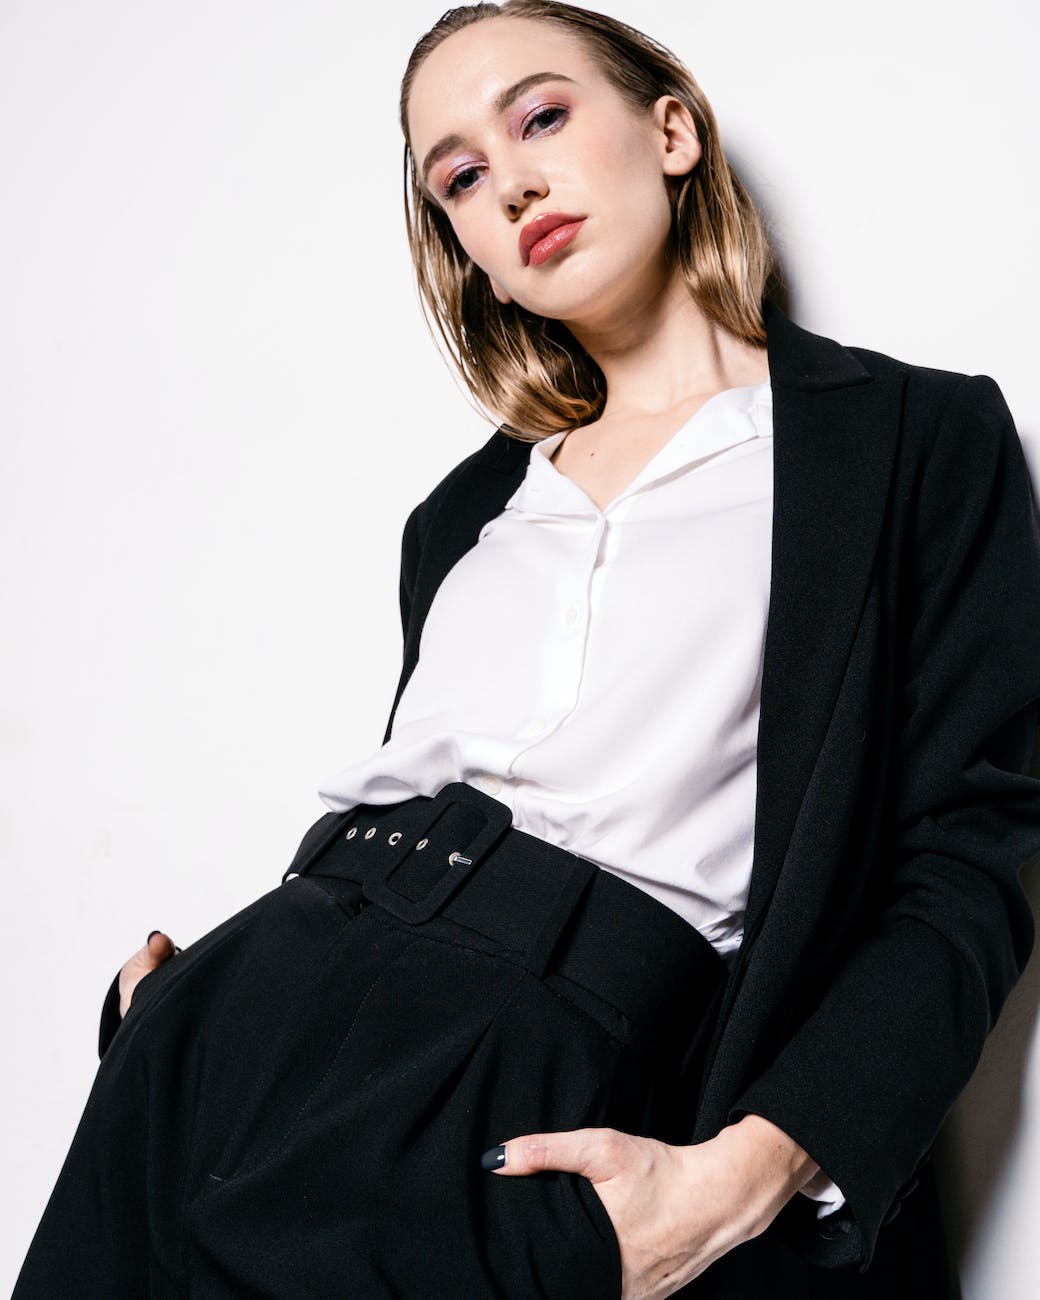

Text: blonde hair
xmin=399 ymin=0 xmax=781 ymax=441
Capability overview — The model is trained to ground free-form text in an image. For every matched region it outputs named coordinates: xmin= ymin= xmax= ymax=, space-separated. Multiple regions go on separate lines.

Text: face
xmin=406 ymin=17 xmax=701 ymax=334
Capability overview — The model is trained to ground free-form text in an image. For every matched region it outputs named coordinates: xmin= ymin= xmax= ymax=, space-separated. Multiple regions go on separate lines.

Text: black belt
xmin=281 ymin=781 xmax=727 ymax=1051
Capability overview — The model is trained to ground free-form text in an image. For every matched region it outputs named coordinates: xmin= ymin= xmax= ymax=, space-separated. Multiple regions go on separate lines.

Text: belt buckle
xmin=362 ymin=781 xmax=513 ymax=924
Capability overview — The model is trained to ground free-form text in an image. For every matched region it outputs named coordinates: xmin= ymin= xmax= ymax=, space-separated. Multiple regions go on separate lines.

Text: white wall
xmin=2 ymin=1 xmax=1037 ymax=1294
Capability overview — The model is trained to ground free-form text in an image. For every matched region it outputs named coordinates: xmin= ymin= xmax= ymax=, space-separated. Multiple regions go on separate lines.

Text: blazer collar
xmin=761 ymin=297 xmax=873 ymax=390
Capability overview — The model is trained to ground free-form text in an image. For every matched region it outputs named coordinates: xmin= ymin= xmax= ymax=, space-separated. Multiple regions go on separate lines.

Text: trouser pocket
xmin=185 ymin=915 xmax=630 ymax=1298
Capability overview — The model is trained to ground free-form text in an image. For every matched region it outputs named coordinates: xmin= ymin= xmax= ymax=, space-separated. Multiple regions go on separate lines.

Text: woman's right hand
xmin=118 ymin=930 xmax=180 ymax=1018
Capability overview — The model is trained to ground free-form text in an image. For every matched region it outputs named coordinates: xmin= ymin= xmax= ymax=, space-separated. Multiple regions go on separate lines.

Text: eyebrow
xmin=419 ymin=71 xmax=578 ymax=188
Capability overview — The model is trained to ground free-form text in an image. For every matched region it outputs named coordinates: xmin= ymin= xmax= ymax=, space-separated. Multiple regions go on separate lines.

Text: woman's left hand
xmin=483 ymin=1114 xmax=819 ymax=1300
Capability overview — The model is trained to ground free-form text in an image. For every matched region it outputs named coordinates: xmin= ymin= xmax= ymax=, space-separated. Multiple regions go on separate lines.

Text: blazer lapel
xmin=740 ymin=303 xmax=905 ymax=948
xmin=390 ymin=301 xmax=905 ymax=964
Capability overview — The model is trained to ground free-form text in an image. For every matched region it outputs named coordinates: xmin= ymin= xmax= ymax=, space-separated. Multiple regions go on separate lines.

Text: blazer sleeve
xmin=727 ymin=373 xmax=1040 ymax=1273
xmin=98 ymin=969 xmax=123 ymax=1059
xmin=398 ymin=497 xmax=427 ymax=645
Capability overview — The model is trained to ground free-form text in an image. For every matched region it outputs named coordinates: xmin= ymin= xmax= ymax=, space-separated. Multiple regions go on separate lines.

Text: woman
xmin=15 ymin=3 xmax=1040 ymax=1297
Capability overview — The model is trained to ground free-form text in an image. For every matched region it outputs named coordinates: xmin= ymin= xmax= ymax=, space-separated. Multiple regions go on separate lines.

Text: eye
xmin=444 ymin=165 xmax=482 ymax=200
xmin=523 ymin=104 xmax=567 ymax=137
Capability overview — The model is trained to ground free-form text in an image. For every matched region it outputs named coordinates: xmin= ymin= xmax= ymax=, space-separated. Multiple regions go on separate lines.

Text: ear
xmin=489 ymin=275 xmax=513 ymax=306
xmin=652 ymin=95 xmax=701 ymax=179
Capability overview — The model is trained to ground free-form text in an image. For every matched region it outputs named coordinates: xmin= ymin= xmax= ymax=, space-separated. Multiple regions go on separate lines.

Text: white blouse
xmin=317 ymin=381 xmax=845 ymax=1216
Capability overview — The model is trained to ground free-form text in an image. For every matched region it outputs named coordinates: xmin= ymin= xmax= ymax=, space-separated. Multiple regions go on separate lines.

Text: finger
xmin=480 ymin=1128 xmax=623 ymax=1179
xmin=118 ymin=931 xmax=177 ymax=1018
xmin=145 ymin=930 xmax=176 ymax=964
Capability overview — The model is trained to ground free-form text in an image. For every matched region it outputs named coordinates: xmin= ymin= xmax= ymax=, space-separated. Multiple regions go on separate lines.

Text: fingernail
xmin=147 ymin=930 xmax=161 ymax=942
xmin=480 ymin=1145 xmax=506 ymax=1171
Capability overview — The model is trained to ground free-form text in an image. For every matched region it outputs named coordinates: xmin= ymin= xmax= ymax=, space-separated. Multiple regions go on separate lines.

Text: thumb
xmin=480 ymin=1128 xmax=624 ymax=1180
xmin=144 ymin=930 xmax=177 ymax=964
xmin=118 ymin=930 xmax=179 ymax=1018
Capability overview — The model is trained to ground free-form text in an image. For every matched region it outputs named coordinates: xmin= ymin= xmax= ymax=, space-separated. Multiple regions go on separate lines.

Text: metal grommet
xmin=388 ymin=831 xmax=402 ymax=845
xmin=365 ymin=827 xmax=377 ymax=840
xmin=416 ymin=837 xmax=428 ymax=850
xmin=284 ymin=872 xmax=299 ymax=881
xmin=345 ymin=827 xmax=357 ymax=839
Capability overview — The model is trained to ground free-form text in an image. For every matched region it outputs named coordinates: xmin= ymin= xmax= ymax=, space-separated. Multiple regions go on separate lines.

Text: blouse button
xmin=564 ymin=605 xmax=579 ymax=625
xmin=478 ymin=774 xmax=503 ymax=795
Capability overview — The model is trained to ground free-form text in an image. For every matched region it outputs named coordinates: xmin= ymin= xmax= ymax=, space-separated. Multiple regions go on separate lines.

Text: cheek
xmin=437 ymin=204 xmax=486 ymax=266
xmin=577 ymin=130 xmax=627 ymax=174
xmin=573 ymin=111 xmax=648 ymax=174
xmin=450 ymin=206 xmax=517 ymax=283
xmin=453 ymin=225 xmax=498 ymax=278
xmin=565 ymin=121 xmax=666 ymax=230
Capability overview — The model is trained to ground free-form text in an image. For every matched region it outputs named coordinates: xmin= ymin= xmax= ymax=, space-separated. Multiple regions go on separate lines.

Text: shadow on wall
xmin=720 ymin=141 xmax=792 ymax=320
xmin=935 ymin=720 xmax=1040 ymax=1297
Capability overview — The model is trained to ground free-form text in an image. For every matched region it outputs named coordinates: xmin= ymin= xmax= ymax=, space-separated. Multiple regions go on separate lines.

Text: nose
xmin=495 ymin=161 xmax=548 ymax=218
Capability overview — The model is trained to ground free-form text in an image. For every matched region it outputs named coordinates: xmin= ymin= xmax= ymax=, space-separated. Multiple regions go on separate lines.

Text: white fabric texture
xmin=317 ymin=380 xmax=845 ymax=1216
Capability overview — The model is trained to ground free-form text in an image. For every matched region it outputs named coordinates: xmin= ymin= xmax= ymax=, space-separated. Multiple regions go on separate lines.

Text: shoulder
xmin=846 ymin=339 xmax=999 ymax=415
xmin=774 ymin=305 xmax=1032 ymax=531
xmin=403 ymin=428 xmax=532 ymax=542
xmin=842 ymin=339 xmax=1022 ymax=480
xmin=845 ymin=342 xmax=1032 ymax=535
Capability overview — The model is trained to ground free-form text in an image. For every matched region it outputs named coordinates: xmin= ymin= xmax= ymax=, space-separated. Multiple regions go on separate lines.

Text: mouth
xmin=519 ymin=212 xmax=587 ymax=267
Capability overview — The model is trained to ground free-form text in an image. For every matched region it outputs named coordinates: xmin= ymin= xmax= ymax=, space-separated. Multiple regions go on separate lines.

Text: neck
xmin=562 ymin=275 xmax=769 ymax=425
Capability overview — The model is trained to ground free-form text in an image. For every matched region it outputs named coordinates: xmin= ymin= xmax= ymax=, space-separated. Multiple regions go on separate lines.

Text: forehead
xmin=407 ymin=17 xmax=600 ymax=148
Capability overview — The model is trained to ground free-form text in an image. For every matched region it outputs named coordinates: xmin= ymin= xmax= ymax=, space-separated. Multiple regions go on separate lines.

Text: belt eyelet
xmin=345 ymin=827 xmax=357 ymax=839
xmin=416 ymin=837 xmax=428 ymax=850
xmin=388 ymin=831 xmax=402 ymax=845
xmin=365 ymin=828 xmax=377 ymax=840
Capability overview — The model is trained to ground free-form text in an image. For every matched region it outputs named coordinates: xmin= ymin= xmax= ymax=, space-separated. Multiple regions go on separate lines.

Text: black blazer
xmin=379 ymin=299 xmax=1040 ymax=1277
xmin=97 ymin=300 xmax=1040 ymax=1285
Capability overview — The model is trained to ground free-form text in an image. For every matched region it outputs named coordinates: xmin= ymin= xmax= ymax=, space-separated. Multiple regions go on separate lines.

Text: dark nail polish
xmin=480 ymin=1145 xmax=506 ymax=1171
xmin=147 ymin=930 xmax=161 ymax=942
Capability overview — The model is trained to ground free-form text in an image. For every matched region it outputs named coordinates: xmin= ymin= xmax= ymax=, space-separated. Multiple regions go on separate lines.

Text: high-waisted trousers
xmin=15 ymin=781 xmax=740 ymax=1298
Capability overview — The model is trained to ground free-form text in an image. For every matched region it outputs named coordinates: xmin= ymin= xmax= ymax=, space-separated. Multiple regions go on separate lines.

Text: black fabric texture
xmin=16 ymin=787 xmax=741 ymax=1298
xmin=376 ymin=301 xmax=1040 ymax=1282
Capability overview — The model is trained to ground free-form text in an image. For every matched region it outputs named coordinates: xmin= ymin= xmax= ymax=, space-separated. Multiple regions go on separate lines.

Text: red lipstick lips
xmin=519 ymin=212 xmax=587 ymax=267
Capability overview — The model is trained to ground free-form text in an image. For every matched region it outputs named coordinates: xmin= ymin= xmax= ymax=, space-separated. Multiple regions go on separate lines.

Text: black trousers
xmin=13 ymin=781 xmax=957 ymax=1298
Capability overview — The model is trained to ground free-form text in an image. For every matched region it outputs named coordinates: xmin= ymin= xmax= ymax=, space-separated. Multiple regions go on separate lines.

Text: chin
xmin=514 ymin=270 xmax=617 ymax=327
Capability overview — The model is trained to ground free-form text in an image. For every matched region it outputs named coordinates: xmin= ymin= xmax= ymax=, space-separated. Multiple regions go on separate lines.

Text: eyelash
xmin=443 ymin=105 xmax=568 ymax=200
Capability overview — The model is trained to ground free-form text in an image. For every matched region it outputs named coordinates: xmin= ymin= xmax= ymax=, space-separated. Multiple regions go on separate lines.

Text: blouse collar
xmin=506 ymin=381 xmax=772 ymax=517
